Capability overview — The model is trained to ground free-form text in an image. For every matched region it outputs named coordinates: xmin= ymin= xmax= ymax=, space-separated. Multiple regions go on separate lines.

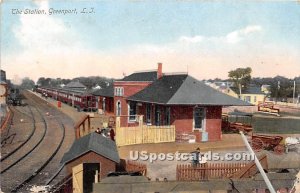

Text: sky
xmin=1 ymin=1 xmax=300 ymax=84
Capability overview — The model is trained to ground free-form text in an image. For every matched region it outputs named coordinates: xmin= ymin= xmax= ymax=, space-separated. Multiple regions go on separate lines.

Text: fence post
xmin=139 ymin=115 xmax=143 ymax=127
xmin=116 ymin=117 xmax=121 ymax=146
xmin=116 ymin=116 xmax=120 ymax=128
xmin=87 ymin=115 xmax=91 ymax=133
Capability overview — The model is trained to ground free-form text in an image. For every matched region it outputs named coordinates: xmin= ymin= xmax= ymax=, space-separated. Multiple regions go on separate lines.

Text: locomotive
xmin=8 ymin=88 xmax=22 ymax=106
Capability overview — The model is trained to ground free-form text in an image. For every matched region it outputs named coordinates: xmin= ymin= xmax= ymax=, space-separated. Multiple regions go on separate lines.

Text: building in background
xmin=1 ymin=70 xmax=6 ymax=82
xmin=226 ymin=85 xmax=266 ymax=105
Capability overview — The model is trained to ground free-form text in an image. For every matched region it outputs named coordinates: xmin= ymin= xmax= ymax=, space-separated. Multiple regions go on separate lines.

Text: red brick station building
xmin=93 ymin=63 xmax=250 ymax=142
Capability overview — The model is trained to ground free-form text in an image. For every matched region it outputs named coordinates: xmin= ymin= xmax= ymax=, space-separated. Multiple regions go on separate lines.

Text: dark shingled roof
xmin=128 ymin=74 xmax=252 ymax=106
xmin=61 ymin=132 xmax=120 ymax=164
xmin=230 ymin=86 xmax=265 ymax=95
xmin=92 ymin=85 xmax=114 ymax=97
xmin=121 ymin=71 xmax=157 ymax=81
xmin=65 ymin=81 xmax=87 ymax=89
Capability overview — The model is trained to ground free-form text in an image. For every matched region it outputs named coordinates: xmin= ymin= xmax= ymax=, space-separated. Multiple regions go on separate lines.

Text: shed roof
xmin=128 ymin=74 xmax=252 ymax=106
xmin=61 ymin=132 xmax=120 ymax=164
xmin=92 ymin=85 xmax=114 ymax=97
xmin=120 ymin=71 xmax=157 ymax=82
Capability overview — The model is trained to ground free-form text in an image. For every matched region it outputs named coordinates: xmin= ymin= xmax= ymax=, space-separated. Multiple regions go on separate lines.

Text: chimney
xmin=157 ymin=63 xmax=163 ymax=79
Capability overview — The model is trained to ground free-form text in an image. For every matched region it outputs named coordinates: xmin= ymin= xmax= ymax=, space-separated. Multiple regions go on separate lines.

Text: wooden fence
xmin=115 ymin=115 xmax=175 ymax=146
xmin=116 ymin=124 xmax=176 ymax=146
xmin=177 ymin=155 xmax=268 ymax=181
xmin=176 ymin=162 xmax=248 ymax=181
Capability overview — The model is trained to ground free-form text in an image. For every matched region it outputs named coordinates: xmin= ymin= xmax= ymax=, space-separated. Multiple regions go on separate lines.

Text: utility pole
xmin=276 ymin=81 xmax=280 ymax=104
xmin=238 ymin=82 xmax=242 ymax=99
xmin=293 ymin=80 xmax=296 ymax=104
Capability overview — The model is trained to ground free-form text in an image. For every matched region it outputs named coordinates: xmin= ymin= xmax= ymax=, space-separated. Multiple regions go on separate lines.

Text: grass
xmin=252 ymin=116 xmax=300 ymax=134
xmin=227 ymin=112 xmax=300 ymax=134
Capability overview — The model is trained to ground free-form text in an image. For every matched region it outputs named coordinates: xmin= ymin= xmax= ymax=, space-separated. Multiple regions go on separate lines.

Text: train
xmin=36 ymin=86 xmax=97 ymax=112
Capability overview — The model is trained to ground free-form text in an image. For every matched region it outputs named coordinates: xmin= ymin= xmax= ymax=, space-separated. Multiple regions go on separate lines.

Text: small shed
xmin=61 ymin=132 xmax=120 ymax=178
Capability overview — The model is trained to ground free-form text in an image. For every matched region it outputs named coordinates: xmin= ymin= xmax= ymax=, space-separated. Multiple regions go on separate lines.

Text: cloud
xmin=13 ymin=1 xmax=81 ymax=53
xmin=178 ymin=25 xmax=262 ymax=44
xmin=225 ymin=25 xmax=262 ymax=43
xmin=179 ymin=35 xmax=204 ymax=43
xmin=3 ymin=9 xmax=299 ymax=84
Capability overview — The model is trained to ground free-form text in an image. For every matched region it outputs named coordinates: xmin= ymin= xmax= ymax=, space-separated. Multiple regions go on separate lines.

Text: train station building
xmin=95 ymin=63 xmax=251 ymax=143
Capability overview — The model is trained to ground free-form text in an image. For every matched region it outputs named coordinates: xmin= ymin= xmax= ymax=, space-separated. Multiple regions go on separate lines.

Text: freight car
xmin=36 ymin=86 xmax=97 ymax=112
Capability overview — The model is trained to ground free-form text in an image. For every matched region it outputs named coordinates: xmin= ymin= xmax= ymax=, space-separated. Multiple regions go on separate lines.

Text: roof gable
xmin=128 ymin=74 xmax=188 ymax=104
xmin=61 ymin=132 xmax=120 ymax=164
xmin=65 ymin=81 xmax=87 ymax=89
xmin=121 ymin=71 xmax=157 ymax=81
xmin=128 ymin=75 xmax=252 ymax=106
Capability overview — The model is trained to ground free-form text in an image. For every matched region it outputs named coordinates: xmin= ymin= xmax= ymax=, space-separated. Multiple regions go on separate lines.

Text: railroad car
xmin=36 ymin=86 xmax=97 ymax=111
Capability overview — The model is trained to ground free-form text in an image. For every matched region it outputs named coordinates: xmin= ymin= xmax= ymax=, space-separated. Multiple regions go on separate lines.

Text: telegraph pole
xmin=276 ymin=81 xmax=280 ymax=104
xmin=293 ymin=80 xmax=296 ymax=104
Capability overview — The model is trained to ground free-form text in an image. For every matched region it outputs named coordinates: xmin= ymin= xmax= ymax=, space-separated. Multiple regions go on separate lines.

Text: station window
xmin=128 ymin=102 xmax=137 ymax=122
xmin=146 ymin=104 xmax=152 ymax=124
xmin=116 ymin=101 xmax=121 ymax=116
xmin=194 ymin=107 xmax=205 ymax=130
xmin=165 ymin=107 xmax=171 ymax=125
xmin=155 ymin=105 xmax=161 ymax=126
xmin=114 ymin=87 xmax=124 ymax=96
xmin=102 ymin=97 xmax=106 ymax=112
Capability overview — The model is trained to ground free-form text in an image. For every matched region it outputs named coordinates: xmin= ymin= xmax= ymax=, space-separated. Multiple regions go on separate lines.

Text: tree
xmin=228 ymin=67 xmax=252 ymax=98
xmin=20 ymin=77 xmax=35 ymax=89
xmin=37 ymin=77 xmax=46 ymax=86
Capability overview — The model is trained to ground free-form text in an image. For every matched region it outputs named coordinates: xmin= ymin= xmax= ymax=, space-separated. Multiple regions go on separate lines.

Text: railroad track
xmin=0 ymin=107 xmax=47 ymax=174
xmin=0 ymin=91 xmax=67 ymax=192
xmin=11 ymin=105 xmax=34 ymax=119
xmin=0 ymin=106 xmax=36 ymax=161
xmin=0 ymin=106 xmax=15 ymax=145
xmin=13 ymin=120 xmax=66 ymax=192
